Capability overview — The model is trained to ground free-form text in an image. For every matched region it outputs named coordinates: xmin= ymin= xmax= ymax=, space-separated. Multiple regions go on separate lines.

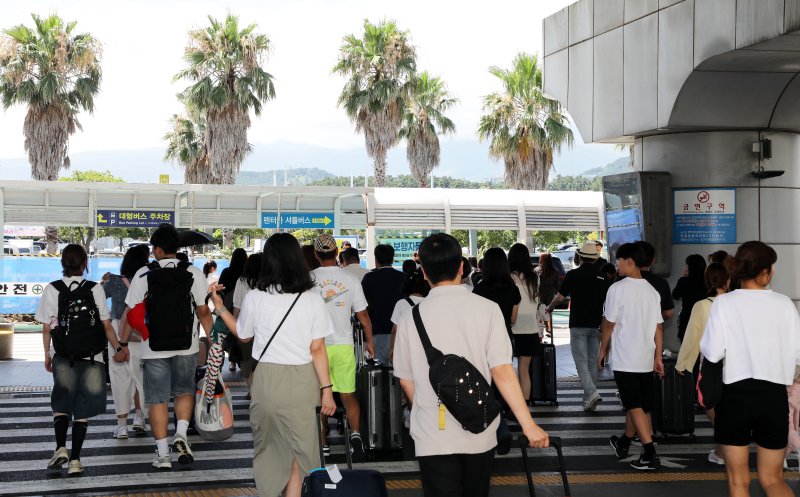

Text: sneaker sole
xmin=131 ymin=426 xmax=146 ymax=434
xmin=47 ymin=456 xmax=68 ymax=469
xmin=630 ymin=461 xmax=660 ymax=471
xmin=173 ymin=441 xmax=194 ymax=464
xmin=67 ymin=471 xmax=84 ymax=477
xmin=113 ymin=434 xmax=129 ymax=440
xmin=153 ymin=464 xmax=172 ymax=470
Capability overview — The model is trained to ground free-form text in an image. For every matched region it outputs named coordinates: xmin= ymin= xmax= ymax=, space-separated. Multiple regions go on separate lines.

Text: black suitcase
xmin=653 ymin=359 xmax=695 ymax=438
xmin=356 ymin=363 xmax=403 ymax=453
xmin=530 ymin=334 xmax=558 ymax=406
xmin=302 ymin=407 xmax=389 ymax=497
xmin=519 ymin=435 xmax=571 ymax=497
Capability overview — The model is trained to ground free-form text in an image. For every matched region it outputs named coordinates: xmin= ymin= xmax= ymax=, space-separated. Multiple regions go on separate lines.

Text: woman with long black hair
xmin=218 ymin=248 xmax=247 ymax=371
xmin=473 ymin=247 xmax=521 ymax=355
xmin=211 ymin=233 xmax=336 ymax=497
xmin=672 ymin=254 xmax=708 ymax=342
xmin=232 ymin=253 xmax=262 ymax=392
xmin=507 ymin=243 xmax=544 ymax=403
xmin=701 ymin=241 xmax=800 ymax=497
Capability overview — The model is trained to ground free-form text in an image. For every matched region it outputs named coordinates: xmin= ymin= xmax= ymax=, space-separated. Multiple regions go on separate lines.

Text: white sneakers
xmin=67 ymin=459 xmax=84 ymax=477
xmin=708 ymin=450 xmax=725 ymax=466
xmin=584 ymin=393 xmax=603 ymax=412
xmin=172 ymin=433 xmax=194 ymax=464
xmin=47 ymin=447 xmax=69 ymax=469
xmin=131 ymin=417 xmax=146 ymax=434
xmin=152 ymin=450 xmax=172 ymax=470
xmin=113 ymin=425 xmax=129 ymax=440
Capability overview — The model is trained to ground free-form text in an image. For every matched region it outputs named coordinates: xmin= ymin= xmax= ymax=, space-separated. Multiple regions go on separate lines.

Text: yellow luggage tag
xmin=438 ymin=402 xmax=446 ymax=430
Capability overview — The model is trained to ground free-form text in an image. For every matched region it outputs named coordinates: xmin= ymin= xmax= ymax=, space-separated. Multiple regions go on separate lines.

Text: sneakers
xmin=172 ymin=433 xmax=194 ymax=464
xmin=113 ymin=425 xmax=129 ymax=440
xmin=609 ymin=435 xmax=630 ymax=459
xmin=67 ymin=459 xmax=84 ymax=477
xmin=47 ymin=447 xmax=69 ymax=469
xmin=584 ymin=394 xmax=603 ymax=412
xmin=152 ymin=450 xmax=172 ymax=470
xmin=322 ymin=444 xmax=331 ymax=457
xmin=350 ymin=432 xmax=365 ymax=462
xmin=131 ymin=418 xmax=146 ymax=434
xmin=630 ymin=452 xmax=660 ymax=470
xmin=708 ymin=449 xmax=725 ymax=466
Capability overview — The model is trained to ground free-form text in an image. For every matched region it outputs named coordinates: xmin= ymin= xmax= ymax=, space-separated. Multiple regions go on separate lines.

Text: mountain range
xmin=0 ymin=139 xmax=627 ymax=184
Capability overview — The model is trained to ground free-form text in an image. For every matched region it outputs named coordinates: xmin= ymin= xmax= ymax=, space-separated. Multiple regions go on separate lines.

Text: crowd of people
xmin=34 ymin=224 xmax=800 ymax=497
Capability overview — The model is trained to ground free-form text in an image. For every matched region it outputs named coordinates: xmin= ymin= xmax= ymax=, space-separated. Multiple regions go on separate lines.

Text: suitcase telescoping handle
xmin=315 ymin=406 xmax=353 ymax=471
xmin=517 ymin=435 xmax=570 ymax=497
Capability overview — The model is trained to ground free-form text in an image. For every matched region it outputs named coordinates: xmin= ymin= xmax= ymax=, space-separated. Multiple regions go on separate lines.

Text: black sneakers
xmin=630 ymin=452 xmax=660 ymax=470
xmin=609 ymin=435 xmax=630 ymax=459
xmin=350 ymin=433 xmax=365 ymax=462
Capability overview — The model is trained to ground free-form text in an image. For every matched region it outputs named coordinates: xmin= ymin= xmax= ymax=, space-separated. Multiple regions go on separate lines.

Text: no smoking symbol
xmin=697 ymin=191 xmax=710 ymax=203
xmin=32 ymin=284 xmax=43 ymax=295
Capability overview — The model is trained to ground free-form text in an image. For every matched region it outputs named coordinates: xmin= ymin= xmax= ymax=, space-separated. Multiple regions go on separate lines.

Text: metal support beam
xmin=468 ymin=229 xmax=478 ymax=257
xmin=333 ymin=197 xmax=342 ymax=236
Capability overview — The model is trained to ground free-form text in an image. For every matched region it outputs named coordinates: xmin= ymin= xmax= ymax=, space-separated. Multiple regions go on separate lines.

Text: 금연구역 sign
xmin=261 ymin=212 xmax=334 ymax=229
xmin=0 ymin=282 xmax=46 ymax=297
xmin=97 ymin=210 xmax=174 ymax=228
xmin=673 ymin=188 xmax=736 ymax=244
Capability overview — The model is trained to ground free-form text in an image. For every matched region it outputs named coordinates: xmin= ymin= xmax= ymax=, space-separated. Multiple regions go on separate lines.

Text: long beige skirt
xmin=250 ymin=362 xmax=321 ymax=497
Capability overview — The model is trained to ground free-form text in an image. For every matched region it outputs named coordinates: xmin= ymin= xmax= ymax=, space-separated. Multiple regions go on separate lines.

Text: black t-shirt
xmin=557 ymin=263 xmax=610 ymax=328
xmin=472 ymin=282 xmax=522 ymax=334
xmin=642 ymin=271 xmax=675 ymax=312
xmin=672 ymin=276 xmax=707 ymax=338
xmin=361 ymin=266 xmax=407 ymax=335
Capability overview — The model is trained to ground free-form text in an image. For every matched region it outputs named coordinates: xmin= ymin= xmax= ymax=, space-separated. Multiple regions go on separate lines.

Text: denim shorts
xmin=142 ymin=354 xmax=198 ymax=405
xmin=51 ymin=355 xmax=108 ymax=419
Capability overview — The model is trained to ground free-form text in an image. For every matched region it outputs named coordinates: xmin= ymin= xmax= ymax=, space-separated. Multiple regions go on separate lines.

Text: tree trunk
xmin=45 ymin=226 xmax=59 ymax=255
xmin=373 ymin=149 xmax=387 ymax=187
xmin=223 ymin=228 xmax=233 ymax=249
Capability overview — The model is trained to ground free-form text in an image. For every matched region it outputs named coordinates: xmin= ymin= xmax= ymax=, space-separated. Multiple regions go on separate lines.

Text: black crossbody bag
xmin=252 ymin=293 xmax=302 ymax=372
xmin=411 ymin=305 xmax=501 ymax=434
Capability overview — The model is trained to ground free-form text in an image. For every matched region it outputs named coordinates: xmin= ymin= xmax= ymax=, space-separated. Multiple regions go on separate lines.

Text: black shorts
xmin=614 ymin=371 xmax=655 ymax=412
xmin=714 ymin=379 xmax=788 ymax=450
xmin=514 ymin=334 xmax=542 ymax=357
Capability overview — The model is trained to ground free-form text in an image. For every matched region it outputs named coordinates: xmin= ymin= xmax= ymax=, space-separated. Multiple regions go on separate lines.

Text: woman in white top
xmin=508 ymin=243 xmax=545 ymax=402
xmin=212 ymin=234 xmax=336 ymax=497
xmin=700 ymin=241 xmax=800 ymax=497
xmin=231 ymin=253 xmax=262 ymax=392
xmin=675 ymin=262 xmax=729 ymax=466
xmin=389 ymin=268 xmax=430 ymax=363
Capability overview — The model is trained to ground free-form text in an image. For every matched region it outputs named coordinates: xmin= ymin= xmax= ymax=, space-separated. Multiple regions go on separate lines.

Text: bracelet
xmin=320 ymin=384 xmax=333 ymax=391
xmin=119 ymin=342 xmax=128 ymax=347
xmin=216 ymin=307 xmax=228 ymax=317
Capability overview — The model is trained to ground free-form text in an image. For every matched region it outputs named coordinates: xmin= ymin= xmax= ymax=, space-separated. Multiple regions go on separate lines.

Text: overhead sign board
xmin=381 ymin=237 xmax=423 ymax=265
xmin=673 ymin=188 xmax=736 ymax=244
xmin=261 ymin=212 xmax=334 ymax=229
xmin=97 ymin=209 xmax=174 ymax=228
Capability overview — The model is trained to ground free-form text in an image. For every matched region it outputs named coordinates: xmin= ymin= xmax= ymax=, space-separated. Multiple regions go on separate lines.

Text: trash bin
xmin=0 ymin=323 xmax=13 ymax=360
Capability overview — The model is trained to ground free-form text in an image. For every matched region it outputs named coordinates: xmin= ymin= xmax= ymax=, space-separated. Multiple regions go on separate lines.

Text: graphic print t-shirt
xmin=311 ymin=266 xmax=368 ymax=346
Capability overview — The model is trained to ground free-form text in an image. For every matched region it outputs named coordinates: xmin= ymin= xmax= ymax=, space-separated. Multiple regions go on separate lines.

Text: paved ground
xmin=1 ymin=319 xmax=795 ymax=496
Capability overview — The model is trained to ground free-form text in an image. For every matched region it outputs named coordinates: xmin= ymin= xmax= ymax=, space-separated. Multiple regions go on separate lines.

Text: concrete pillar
xmin=366 ymin=226 xmax=376 ymax=269
xmin=468 ymin=229 xmax=478 ymax=257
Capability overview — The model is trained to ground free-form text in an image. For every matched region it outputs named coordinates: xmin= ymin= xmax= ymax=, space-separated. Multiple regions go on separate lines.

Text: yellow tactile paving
xmin=102 ymin=488 xmax=257 ymax=497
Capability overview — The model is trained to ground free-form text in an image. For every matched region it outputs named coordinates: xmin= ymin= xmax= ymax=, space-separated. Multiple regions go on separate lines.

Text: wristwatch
xmin=115 ymin=345 xmax=123 ymax=353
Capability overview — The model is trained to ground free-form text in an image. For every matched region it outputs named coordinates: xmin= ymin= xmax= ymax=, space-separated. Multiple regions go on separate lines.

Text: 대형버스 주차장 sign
xmin=261 ymin=212 xmax=334 ymax=229
xmin=673 ymin=189 xmax=736 ymax=244
xmin=97 ymin=210 xmax=174 ymax=228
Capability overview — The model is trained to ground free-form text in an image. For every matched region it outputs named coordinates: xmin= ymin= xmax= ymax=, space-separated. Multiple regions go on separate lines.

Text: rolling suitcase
xmin=355 ymin=349 xmax=404 ymax=452
xmin=653 ymin=358 xmax=695 ymax=439
xmin=530 ymin=333 xmax=558 ymax=406
xmin=518 ymin=436 xmax=571 ymax=497
xmin=302 ymin=407 xmax=388 ymax=497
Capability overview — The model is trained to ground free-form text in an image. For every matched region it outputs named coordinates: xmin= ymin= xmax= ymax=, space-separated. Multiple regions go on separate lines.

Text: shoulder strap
xmin=404 ymin=297 xmax=414 ymax=307
xmin=411 ymin=305 xmax=443 ymax=365
xmin=81 ymin=280 xmax=97 ymax=291
xmin=256 ymin=292 xmax=303 ymax=362
xmin=177 ymin=261 xmax=192 ymax=270
xmin=51 ymin=280 xmax=68 ymax=294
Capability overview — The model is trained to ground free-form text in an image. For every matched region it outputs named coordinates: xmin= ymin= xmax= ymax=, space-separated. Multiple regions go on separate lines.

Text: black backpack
xmin=143 ymin=261 xmax=196 ymax=351
xmin=51 ymin=280 xmax=107 ymax=361
xmin=411 ymin=305 xmax=501 ymax=434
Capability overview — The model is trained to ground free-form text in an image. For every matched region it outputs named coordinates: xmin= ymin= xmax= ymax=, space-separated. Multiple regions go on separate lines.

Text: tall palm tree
xmin=334 ymin=19 xmax=416 ymax=187
xmin=174 ymin=14 xmax=275 ymax=185
xmin=477 ymin=53 xmax=573 ymax=190
xmin=163 ymin=107 xmax=208 ymax=184
xmin=398 ymin=72 xmax=457 ymax=187
xmin=0 ymin=14 xmax=102 ymax=253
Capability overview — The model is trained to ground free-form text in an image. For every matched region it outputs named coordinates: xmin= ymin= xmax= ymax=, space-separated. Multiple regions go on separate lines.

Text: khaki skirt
xmin=250 ymin=362 xmax=320 ymax=497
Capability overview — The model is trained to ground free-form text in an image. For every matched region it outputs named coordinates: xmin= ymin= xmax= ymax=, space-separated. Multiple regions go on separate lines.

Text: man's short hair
xmin=150 ymin=223 xmax=180 ymax=254
xmin=633 ymin=240 xmax=656 ymax=267
xmin=374 ymin=244 xmax=395 ymax=266
xmin=616 ymin=243 xmax=647 ymax=268
xmin=418 ymin=233 xmax=462 ymax=284
xmin=341 ymin=247 xmax=360 ymax=264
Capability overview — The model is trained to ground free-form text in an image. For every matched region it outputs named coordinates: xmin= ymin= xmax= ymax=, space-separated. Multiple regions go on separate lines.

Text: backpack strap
xmin=404 ymin=297 xmax=415 ymax=307
xmin=411 ymin=305 xmax=444 ymax=366
xmin=51 ymin=280 xmax=69 ymax=294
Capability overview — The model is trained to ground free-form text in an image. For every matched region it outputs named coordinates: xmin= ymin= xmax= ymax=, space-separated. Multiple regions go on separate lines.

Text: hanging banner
xmin=380 ymin=237 xmax=423 ymax=264
xmin=673 ymin=189 xmax=736 ymax=244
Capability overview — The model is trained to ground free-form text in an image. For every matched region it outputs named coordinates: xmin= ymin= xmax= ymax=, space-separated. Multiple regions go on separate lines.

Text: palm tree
xmin=398 ymin=72 xmax=457 ymax=187
xmin=174 ymin=14 xmax=275 ymax=185
xmin=163 ymin=107 xmax=208 ymax=184
xmin=477 ymin=53 xmax=573 ymax=190
xmin=333 ymin=19 xmax=416 ymax=187
xmin=0 ymin=14 xmax=102 ymax=253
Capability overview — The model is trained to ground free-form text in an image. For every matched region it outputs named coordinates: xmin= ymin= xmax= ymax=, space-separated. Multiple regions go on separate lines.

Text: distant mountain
xmin=581 ymin=156 xmax=632 ymax=177
xmin=0 ymin=139 xmax=627 ymax=184
xmin=237 ymin=168 xmax=334 ymax=186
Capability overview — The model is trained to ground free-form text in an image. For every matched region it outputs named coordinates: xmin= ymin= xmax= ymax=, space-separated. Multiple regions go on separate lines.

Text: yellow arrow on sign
xmin=311 ymin=216 xmax=333 ymax=226
xmin=97 ymin=213 xmax=107 ymax=224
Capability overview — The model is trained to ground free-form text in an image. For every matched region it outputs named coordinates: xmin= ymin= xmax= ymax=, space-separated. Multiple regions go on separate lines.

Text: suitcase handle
xmin=518 ymin=435 xmax=570 ymax=497
xmin=315 ymin=406 xmax=353 ymax=471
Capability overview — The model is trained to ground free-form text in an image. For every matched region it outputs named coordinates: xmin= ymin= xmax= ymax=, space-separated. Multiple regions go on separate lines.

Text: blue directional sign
xmin=261 ymin=212 xmax=334 ymax=229
xmin=97 ymin=209 xmax=174 ymax=228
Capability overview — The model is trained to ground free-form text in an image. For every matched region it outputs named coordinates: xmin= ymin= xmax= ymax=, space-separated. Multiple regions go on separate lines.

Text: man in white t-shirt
xmin=311 ymin=234 xmax=374 ymax=461
xmin=341 ymin=247 xmax=368 ymax=281
xmin=119 ymin=224 xmax=213 ymax=471
xmin=598 ymin=242 xmax=664 ymax=471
